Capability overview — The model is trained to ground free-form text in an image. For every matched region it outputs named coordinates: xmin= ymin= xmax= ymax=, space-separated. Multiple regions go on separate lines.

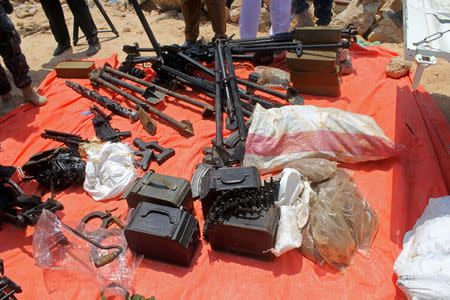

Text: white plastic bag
xmin=83 ymin=142 xmax=137 ymax=201
xmin=244 ymin=104 xmax=403 ymax=173
xmin=394 ymin=196 xmax=450 ymax=300
xmin=271 ymin=168 xmax=308 ymax=256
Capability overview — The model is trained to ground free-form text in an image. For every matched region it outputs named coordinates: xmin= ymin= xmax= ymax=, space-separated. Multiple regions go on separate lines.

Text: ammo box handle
xmin=219 ymin=174 xmax=249 ymax=185
xmin=141 ymin=208 xmax=176 ymax=224
xmin=236 ymin=207 xmax=262 ymax=220
xmin=151 ymin=174 xmax=177 ymax=191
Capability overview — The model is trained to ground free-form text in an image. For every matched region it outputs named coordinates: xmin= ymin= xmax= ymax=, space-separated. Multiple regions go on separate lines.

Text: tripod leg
xmin=73 ymin=17 xmax=79 ymax=46
xmin=93 ymin=0 xmax=119 ymax=37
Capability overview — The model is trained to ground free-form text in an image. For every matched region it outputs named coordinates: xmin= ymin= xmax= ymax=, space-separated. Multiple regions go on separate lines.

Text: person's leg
xmin=0 ymin=19 xmax=46 ymax=106
xmin=181 ymin=0 xmax=201 ymax=44
xmin=314 ymin=0 xmax=333 ymax=26
xmin=292 ymin=0 xmax=314 ymax=26
xmin=239 ymin=0 xmax=261 ymax=39
xmin=66 ymin=0 xmax=100 ymax=56
xmin=40 ymin=0 xmax=71 ymax=55
xmin=0 ymin=64 xmax=12 ymax=100
xmin=205 ymin=0 xmax=227 ymax=39
xmin=269 ymin=0 xmax=292 ymax=35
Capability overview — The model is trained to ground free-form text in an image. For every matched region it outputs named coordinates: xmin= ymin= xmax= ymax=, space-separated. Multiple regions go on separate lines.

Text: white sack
xmin=244 ymin=104 xmax=402 ymax=173
xmin=394 ymin=196 xmax=450 ymax=300
xmin=83 ymin=142 xmax=137 ymax=201
xmin=270 ymin=205 xmax=302 ymax=257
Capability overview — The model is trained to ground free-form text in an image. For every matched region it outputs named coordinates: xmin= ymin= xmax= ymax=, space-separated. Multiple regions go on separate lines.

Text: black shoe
xmin=182 ymin=40 xmax=196 ymax=48
xmin=86 ymin=42 xmax=101 ymax=56
xmin=53 ymin=43 xmax=71 ymax=56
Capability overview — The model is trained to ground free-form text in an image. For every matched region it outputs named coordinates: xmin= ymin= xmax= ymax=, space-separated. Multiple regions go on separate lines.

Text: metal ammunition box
xmin=199 ymin=166 xmax=261 ymax=217
xmin=208 ymin=205 xmax=280 ymax=259
xmin=290 ymin=65 xmax=341 ymax=86
xmin=291 ymin=77 xmax=342 ymax=97
xmin=124 ymin=202 xmax=200 ymax=266
xmin=122 ymin=171 xmax=193 ymax=211
xmin=294 ymin=26 xmax=342 ymax=44
xmin=55 ymin=61 xmax=95 ymax=78
xmin=286 ymin=50 xmax=338 ymax=73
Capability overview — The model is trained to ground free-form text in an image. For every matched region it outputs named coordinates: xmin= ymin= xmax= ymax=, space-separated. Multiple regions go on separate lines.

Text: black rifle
xmin=90 ymin=105 xmax=132 ymax=142
xmin=41 ymin=129 xmax=89 ymax=155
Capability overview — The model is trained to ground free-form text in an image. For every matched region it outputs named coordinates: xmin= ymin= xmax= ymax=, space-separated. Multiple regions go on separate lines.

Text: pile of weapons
xmin=0 ymin=165 xmax=63 ymax=230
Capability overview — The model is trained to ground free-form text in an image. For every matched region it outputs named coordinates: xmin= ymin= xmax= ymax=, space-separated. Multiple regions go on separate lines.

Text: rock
xmin=153 ymin=0 xmax=181 ymax=11
xmin=230 ymin=0 xmax=242 ymax=10
xmin=386 ymin=56 xmax=412 ymax=78
xmin=368 ymin=15 xmax=402 ymax=43
xmin=258 ymin=7 xmax=270 ymax=32
xmin=230 ymin=7 xmax=240 ymax=23
xmin=16 ymin=20 xmax=24 ymax=26
xmin=122 ymin=27 xmax=131 ymax=33
xmin=15 ymin=4 xmax=37 ymax=19
xmin=380 ymin=0 xmax=402 ymax=13
xmin=158 ymin=9 xmax=179 ymax=20
xmin=225 ymin=6 xmax=230 ymax=22
xmin=330 ymin=0 xmax=379 ymax=36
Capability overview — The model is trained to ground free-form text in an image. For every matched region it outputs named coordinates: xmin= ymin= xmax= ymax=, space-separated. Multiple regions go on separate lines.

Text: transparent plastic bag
xmin=311 ymin=193 xmax=357 ymax=271
xmin=254 ymin=66 xmax=290 ymax=89
xmin=33 ymin=210 xmax=142 ymax=294
xmin=285 ymin=158 xmax=338 ymax=183
xmin=298 ymin=220 xmax=325 ymax=266
xmin=316 ymin=170 xmax=378 ymax=255
xmin=299 ymin=169 xmax=378 ymax=271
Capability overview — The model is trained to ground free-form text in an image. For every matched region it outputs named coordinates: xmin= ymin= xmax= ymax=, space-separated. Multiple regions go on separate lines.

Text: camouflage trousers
xmin=0 ymin=7 xmax=31 ymax=96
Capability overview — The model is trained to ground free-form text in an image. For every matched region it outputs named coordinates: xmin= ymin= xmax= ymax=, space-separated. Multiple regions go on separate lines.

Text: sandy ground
xmin=0 ymin=2 xmax=449 ymax=122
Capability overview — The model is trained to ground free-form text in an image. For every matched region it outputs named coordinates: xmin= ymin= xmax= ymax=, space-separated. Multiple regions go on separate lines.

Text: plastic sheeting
xmin=0 ymin=46 xmax=449 ymax=299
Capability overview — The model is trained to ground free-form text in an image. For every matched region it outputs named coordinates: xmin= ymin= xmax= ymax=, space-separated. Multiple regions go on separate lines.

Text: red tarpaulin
xmin=0 ymin=45 xmax=449 ymax=299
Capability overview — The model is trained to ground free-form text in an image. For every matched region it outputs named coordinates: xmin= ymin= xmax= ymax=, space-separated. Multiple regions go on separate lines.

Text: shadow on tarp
xmin=389 ymin=85 xmax=450 ymax=299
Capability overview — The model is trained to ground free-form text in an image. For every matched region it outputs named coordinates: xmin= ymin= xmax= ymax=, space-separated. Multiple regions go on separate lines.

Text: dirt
xmin=0 ymin=3 xmax=448 ymax=122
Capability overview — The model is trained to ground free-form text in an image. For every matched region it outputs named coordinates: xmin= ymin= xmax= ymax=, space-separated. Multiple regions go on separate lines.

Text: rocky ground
xmin=0 ymin=0 xmax=448 ymax=121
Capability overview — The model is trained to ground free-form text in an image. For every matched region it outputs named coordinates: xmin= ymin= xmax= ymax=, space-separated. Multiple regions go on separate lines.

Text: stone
xmin=225 ymin=6 xmax=231 ymax=22
xmin=15 ymin=4 xmax=38 ymax=18
xmin=385 ymin=56 xmax=412 ymax=78
xmin=230 ymin=0 xmax=242 ymax=10
xmin=258 ymin=7 xmax=270 ymax=32
xmin=368 ymin=16 xmax=402 ymax=43
xmin=16 ymin=20 xmax=24 ymax=26
xmin=380 ymin=0 xmax=403 ymax=13
xmin=230 ymin=7 xmax=241 ymax=23
xmin=153 ymin=0 xmax=181 ymax=11
xmin=330 ymin=0 xmax=380 ymax=35
xmin=122 ymin=27 xmax=131 ymax=33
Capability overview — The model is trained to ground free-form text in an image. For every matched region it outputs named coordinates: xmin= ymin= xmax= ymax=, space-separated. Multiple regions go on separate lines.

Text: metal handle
xmin=150 ymin=174 xmax=177 ymax=191
xmin=141 ymin=208 xmax=176 ymax=224
xmin=218 ymin=174 xmax=248 ymax=185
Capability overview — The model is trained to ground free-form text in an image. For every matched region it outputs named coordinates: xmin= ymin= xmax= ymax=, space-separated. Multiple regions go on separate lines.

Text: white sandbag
xmin=83 ymin=142 xmax=137 ymax=201
xmin=244 ymin=104 xmax=403 ymax=173
xmin=394 ymin=196 xmax=450 ymax=300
